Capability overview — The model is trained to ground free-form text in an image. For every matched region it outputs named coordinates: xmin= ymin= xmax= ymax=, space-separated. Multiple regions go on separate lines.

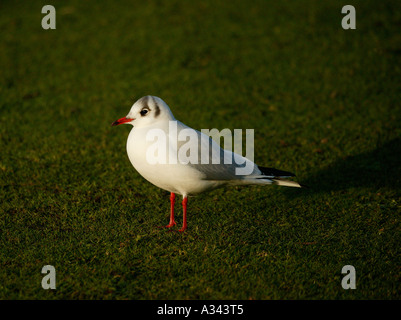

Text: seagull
xmin=112 ymin=96 xmax=302 ymax=232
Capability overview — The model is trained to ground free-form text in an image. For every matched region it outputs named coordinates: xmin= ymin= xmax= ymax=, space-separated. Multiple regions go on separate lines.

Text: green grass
xmin=1 ymin=0 xmax=401 ymax=299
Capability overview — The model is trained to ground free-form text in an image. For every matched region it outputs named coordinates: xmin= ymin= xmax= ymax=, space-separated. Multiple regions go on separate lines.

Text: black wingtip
xmin=258 ymin=166 xmax=296 ymax=178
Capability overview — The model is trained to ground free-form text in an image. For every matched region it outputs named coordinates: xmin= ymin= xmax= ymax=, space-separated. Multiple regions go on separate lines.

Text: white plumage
xmin=112 ymin=96 xmax=301 ymax=231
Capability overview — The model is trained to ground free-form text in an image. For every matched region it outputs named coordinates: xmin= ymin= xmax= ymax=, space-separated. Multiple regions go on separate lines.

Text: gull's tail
xmin=271 ymin=178 xmax=302 ymax=188
xmin=257 ymin=166 xmax=303 ymax=188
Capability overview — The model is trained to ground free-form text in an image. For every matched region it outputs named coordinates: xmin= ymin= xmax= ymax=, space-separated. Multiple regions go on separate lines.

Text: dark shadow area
xmin=289 ymin=138 xmax=401 ymax=197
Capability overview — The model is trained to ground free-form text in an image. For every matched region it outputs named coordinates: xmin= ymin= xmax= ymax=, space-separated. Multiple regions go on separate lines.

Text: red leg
xmin=178 ymin=196 xmax=188 ymax=232
xmin=165 ymin=192 xmax=177 ymax=228
xmin=157 ymin=192 xmax=176 ymax=228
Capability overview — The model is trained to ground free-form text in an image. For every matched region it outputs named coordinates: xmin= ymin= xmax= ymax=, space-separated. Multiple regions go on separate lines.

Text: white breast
xmin=126 ymin=124 xmax=224 ymax=196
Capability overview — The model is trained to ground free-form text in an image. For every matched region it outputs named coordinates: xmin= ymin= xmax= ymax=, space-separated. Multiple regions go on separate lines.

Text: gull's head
xmin=111 ymin=95 xmax=175 ymax=128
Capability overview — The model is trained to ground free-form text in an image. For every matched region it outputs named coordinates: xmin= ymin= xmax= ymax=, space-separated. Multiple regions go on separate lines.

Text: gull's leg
xmin=178 ymin=196 xmax=188 ymax=232
xmin=157 ymin=192 xmax=176 ymax=228
xmin=165 ymin=192 xmax=177 ymax=228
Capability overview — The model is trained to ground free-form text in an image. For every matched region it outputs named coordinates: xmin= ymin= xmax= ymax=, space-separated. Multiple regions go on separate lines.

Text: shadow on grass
xmin=291 ymin=138 xmax=401 ymax=196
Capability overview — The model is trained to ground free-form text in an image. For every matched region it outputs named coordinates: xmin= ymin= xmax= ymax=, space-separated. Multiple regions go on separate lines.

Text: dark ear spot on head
xmin=142 ymin=96 xmax=150 ymax=108
xmin=150 ymin=96 xmax=161 ymax=118
xmin=154 ymin=103 xmax=160 ymax=117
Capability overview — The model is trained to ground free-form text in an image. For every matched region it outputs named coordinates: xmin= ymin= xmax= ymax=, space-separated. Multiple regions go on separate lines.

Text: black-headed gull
xmin=112 ymin=96 xmax=302 ymax=232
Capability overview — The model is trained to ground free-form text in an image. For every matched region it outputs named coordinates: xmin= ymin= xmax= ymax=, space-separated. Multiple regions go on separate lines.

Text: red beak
xmin=111 ymin=117 xmax=133 ymax=126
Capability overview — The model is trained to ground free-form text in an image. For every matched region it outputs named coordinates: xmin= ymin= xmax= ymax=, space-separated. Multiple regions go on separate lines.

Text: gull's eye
xmin=140 ymin=109 xmax=149 ymax=116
